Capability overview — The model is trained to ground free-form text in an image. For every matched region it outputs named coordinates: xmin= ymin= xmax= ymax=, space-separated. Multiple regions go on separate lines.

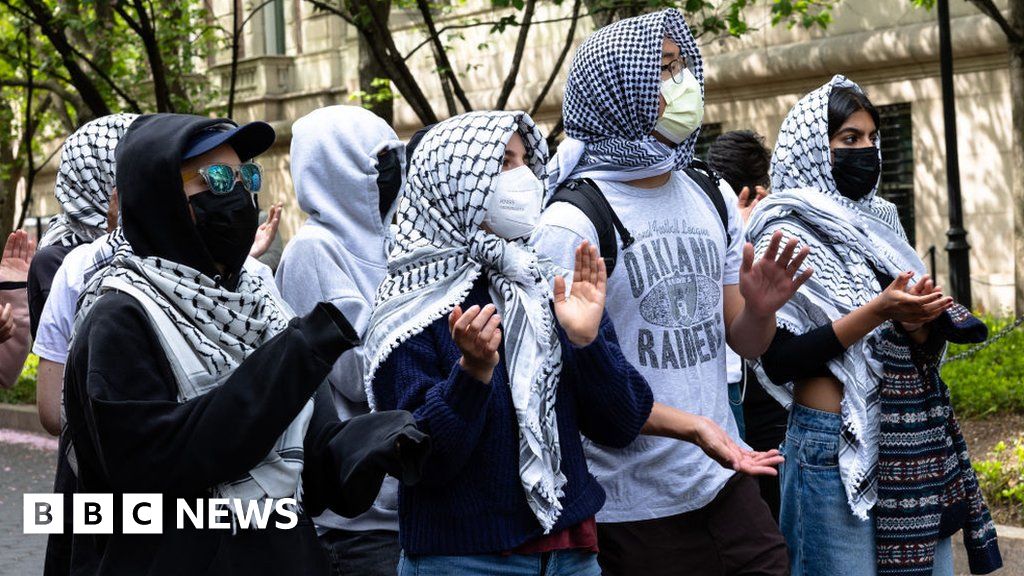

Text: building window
xmin=263 ymin=0 xmax=286 ymax=55
xmin=877 ymin=103 xmax=915 ymax=245
xmin=695 ymin=122 xmax=722 ymax=161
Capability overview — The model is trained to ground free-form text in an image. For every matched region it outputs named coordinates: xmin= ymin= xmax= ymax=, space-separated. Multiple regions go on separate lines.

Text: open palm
xmin=553 ymin=241 xmax=606 ymax=347
xmin=740 ymin=231 xmax=812 ymax=318
xmin=0 ymin=230 xmax=35 ymax=283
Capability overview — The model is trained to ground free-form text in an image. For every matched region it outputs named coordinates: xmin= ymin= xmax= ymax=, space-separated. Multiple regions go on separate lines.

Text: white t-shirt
xmin=34 ymin=238 xmax=277 ymax=365
xmin=530 ymin=171 xmax=745 ymax=522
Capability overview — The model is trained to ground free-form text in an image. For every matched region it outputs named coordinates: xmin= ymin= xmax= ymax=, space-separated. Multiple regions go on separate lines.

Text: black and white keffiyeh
xmin=746 ymin=75 xmax=926 ymax=519
xmin=549 ymin=9 xmax=704 ymax=189
xmin=41 ymin=114 xmax=137 ymax=248
xmin=363 ymin=111 xmax=568 ymax=532
xmin=71 ymin=241 xmax=310 ymax=507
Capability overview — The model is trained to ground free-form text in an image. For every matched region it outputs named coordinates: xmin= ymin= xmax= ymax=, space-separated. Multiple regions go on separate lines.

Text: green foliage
xmin=349 ymin=76 xmax=397 ymax=108
xmin=973 ymin=436 xmax=1024 ymax=512
xmin=0 ymin=353 xmax=37 ymax=405
xmin=942 ymin=315 xmax=1024 ymax=418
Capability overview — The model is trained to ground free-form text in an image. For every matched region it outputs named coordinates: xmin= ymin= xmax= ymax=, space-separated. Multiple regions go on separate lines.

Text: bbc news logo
xmin=23 ymin=494 xmax=299 ymax=534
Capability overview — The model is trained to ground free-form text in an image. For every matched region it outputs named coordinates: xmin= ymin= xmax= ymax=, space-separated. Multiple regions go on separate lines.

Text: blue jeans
xmin=780 ymin=404 xmax=954 ymax=576
xmin=398 ymin=549 xmax=601 ymax=576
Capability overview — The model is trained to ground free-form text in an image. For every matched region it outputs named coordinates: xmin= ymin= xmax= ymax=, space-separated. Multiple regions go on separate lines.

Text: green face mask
xmin=655 ymin=68 xmax=704 ymax=144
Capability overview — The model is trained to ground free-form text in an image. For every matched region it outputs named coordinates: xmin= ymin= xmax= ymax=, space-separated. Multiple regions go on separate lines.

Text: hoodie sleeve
xmin=64 ymin=293 xmax=359 ymax=495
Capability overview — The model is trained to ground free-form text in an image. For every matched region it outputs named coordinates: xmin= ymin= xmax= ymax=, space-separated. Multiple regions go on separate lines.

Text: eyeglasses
xmin=660 ymin=57 xmax=692 ymax=84
xmin=183 ymin=162 xmax=263 ymax=194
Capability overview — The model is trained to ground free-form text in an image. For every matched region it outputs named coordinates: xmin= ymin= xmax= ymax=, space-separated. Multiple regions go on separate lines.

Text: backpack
xmin=546 ymin=159 xmax=731 ymax=276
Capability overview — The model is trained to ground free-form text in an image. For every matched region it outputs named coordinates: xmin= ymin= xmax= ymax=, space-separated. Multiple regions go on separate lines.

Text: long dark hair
xmin=827 ymin=86 xmax=880 ymax=139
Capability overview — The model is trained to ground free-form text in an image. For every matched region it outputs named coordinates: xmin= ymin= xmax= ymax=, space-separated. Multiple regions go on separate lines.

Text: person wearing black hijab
xmin=62 ymin=113 xmax=429 ymax=576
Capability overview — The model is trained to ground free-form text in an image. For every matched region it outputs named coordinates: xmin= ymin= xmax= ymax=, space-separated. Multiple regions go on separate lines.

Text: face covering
xmin=482 ymin=165 xmax=544 ymax=240
xmin=655 ymin=68 xmax=704 ymax=145
xmin=376 ymin=148 xmax=403 ymax=222
xmin=832 ymin=146 xmax=880 ymax=201
xmin=188 ymin=181 xmax=260 ymax=284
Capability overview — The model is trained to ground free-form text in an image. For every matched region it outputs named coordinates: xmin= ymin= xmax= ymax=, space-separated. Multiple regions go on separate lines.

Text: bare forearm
xmin=641 ymin=401 xmax=702 ymax=442
xmin=36 ymin=360 xmax=63 ymax=436
xmin=832 ymin=299 xmax=886 ymax=348
xmin=728 ymin=307 xmax=777 ymax=358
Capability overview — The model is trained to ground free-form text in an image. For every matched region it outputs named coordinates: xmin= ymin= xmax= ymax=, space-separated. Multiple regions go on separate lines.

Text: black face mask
xmin=189 ymin=182 xmax=259 ymax=287
xmin=376 ymin=149 xmax=402 ymax=222
xmin=832 ymin=146 xmax=880 ymax=201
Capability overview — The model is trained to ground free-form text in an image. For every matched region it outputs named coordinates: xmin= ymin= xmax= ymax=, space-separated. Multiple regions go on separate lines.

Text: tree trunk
xmin=357 ymin=0 xmax=393 ymax=124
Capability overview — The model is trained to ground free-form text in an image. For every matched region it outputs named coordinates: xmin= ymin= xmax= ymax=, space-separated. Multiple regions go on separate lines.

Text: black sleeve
xmin=301 ymin=384 xmax=430 ymax=519
xmin=26 ymin=245 xmax=72 ymax=338
xmin=69 ymin=293 xmax=359 ymax=495
xmin=760 ymin=324 xmax=845 ymax=386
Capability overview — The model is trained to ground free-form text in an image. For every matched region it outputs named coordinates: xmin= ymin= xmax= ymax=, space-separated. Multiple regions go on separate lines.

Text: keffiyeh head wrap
xmin=363 ymin=111 xmax=568 ymax=532
xmin=549 ymin=9 xmax=703 ymax=189
xmin=41 ymin=114 xmax=138 ymax=248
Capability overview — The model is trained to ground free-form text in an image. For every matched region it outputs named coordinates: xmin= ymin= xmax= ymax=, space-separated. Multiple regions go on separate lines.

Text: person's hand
xmin=249 ymin=203 xmax=282 ymax=259
xmin=737 ymin=185 xmax=768 ymax=224
xmin=0 ymin=230 xmax=35 ymax=283
xmin=739 ymin=231 xmax=813 ymax=319
xmin=553 ymin=241 xmax=607 ymax=347
xmin=693 ymin=416 xmax=784 ymax=476
xmin=870 ymin=271 xmax=952 ymax=327
xmin=0 ymin=303 xmax=14 ymax=343
xmin=449 ymin=304 xmax=502 ymax=384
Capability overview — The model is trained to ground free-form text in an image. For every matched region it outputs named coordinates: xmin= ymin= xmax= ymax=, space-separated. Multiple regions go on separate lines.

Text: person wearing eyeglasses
xmin=60 ymin=113 xmax=430 ymax=576
xmin=531 ymin=10 xmax=803 ymax=576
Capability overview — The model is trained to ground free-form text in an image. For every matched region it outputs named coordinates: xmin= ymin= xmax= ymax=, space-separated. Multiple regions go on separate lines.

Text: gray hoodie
xmin=277 ymin=105 xmax=404 ymax=534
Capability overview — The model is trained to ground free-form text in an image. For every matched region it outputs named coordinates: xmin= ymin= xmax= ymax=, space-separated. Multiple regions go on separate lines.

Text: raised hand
xmin=740 ymin=231 xmax=813 ymax=319
xmin=0 ymin=230 xmax=35 ymax=283
xmin=737 ymin=185 xmax=768 ymax=225
xmin=871 ymin=271 xmax=952 ymax=327
xmin=449 ymin=304 xmax=502 ymax=384
xmin=693 ymin=415 xmax=784 ymax=476
xmin=249 ymin=202 xmax=282 ymax=259
xmin=553 ymin=241 xmax=607 ymax=347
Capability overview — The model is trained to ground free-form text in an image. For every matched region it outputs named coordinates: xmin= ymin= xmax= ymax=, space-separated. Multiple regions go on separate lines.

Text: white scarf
xmin=747 ymin=75 xmax=926 ymax=519
xmin=72 ymin=241 xmax=311 ymax=506
xmin=363 ymin=111 xmax=568 ymax=532
xmin=549 ymin=9 xmax=704 ymax=189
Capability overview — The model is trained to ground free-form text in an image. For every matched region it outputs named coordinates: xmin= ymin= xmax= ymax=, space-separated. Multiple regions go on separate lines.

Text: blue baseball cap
xmin=182 ymin=121 xmax=276 ymax=162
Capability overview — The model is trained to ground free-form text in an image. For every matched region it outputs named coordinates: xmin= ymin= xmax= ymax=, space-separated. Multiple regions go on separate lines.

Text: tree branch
xmin=494 ymin=0 xmax=537 ymax=110
xmin=529 ymin=0 xmax=581 ymax=117
xmin=0 ymin=78 xmax=84 ymax=110
xmin=965 ymin=0 xmax=1024 ymax=44
xmin=415 ymin=0 xmax=472 ymax=112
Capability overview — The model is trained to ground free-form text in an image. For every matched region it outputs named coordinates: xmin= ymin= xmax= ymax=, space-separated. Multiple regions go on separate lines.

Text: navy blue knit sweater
xmin=372 ymin=276 xmax=654 ymax=556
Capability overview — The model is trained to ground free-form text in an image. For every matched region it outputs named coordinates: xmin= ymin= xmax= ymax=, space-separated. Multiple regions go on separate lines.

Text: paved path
xmin=0 ymin=429 xmax=57 ymax=576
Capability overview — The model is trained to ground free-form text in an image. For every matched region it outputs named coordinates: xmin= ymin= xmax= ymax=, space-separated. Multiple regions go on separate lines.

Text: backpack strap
xmin=683 ymin=159 xmax=732 ymax=247
xmin=546 ymin=178 xmax=634 ymax=276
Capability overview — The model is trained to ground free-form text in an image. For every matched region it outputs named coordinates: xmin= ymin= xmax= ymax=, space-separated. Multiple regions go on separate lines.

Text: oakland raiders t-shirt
xmin=531 ymin=170 xmax=745 ymax=522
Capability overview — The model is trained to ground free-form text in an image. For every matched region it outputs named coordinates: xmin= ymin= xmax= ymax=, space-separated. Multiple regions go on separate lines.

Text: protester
xmin=365 ymin=111 xmax=654 ymax=575
xmin=62 ymin=113 xmax=429 ymax=576
xmin=749 ymin=75 xmax=1001 ymax=575
xmin=533 ymin=10 xmax=809 ymax=575
xmin=276 ymin=105 xmax=406 ymax=575
xmin=0 ymin=230 xmax=34 ymax=388
xmin=706 ymin=129 xmax=788 ymax=520
xmin=26 ymin=114 xmax=138 ymax=339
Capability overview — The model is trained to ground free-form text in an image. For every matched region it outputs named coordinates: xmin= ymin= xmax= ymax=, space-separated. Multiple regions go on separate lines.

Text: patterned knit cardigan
xmin=874 ymin=303 xmax=1001 ymax=575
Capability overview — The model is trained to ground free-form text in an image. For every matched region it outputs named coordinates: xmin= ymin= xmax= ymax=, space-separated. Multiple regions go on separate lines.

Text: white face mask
xmin=482 ymin=165 xmax=544 ymax=240
xmin=655 ymin=68 xmax=704 ymax=144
